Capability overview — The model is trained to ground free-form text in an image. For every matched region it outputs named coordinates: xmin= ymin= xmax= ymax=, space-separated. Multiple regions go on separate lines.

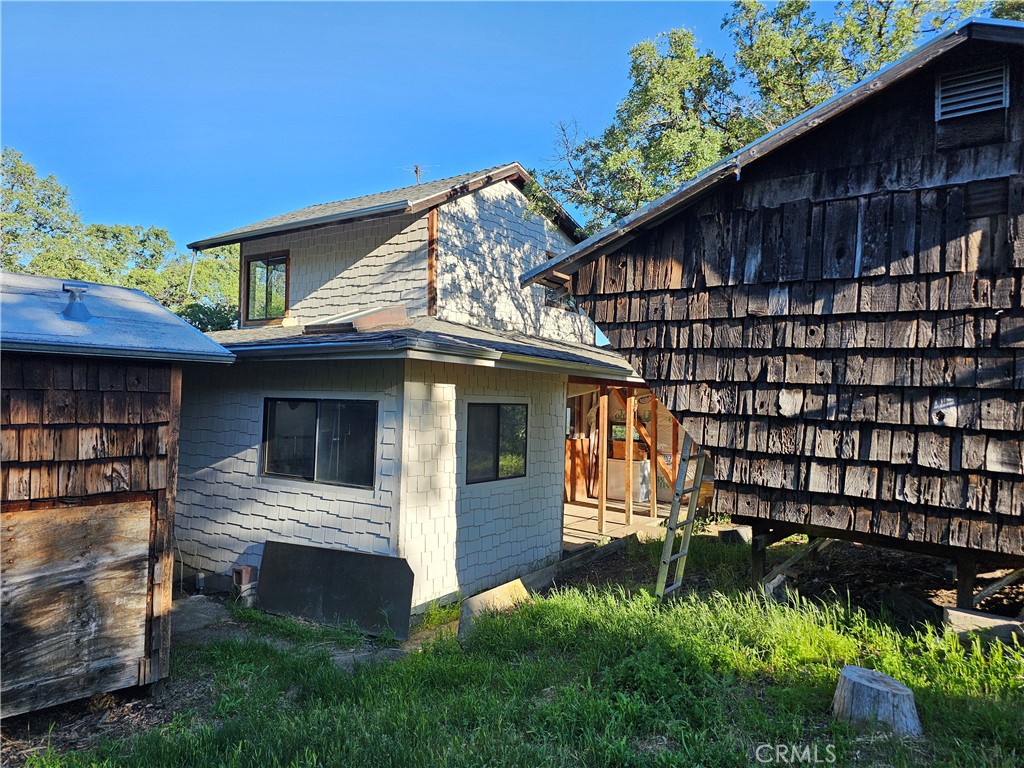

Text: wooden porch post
xmin=649 ymin=398 xmax=659 ymax=518
xmin=624 ymin=388 xmax=635 ymax=526
xmin=598 ymin=386 xmax=608 ymax=534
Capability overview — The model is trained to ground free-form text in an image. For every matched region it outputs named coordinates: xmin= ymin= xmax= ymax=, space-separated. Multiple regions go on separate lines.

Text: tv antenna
xmin=399 ymin=164 xmax=438 ymax=184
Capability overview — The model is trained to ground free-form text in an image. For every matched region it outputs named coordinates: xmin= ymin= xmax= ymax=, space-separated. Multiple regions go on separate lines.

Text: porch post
xmin=624 ymin=388 xmax=635 ymax=526
xmin=597 ymin=385 xmax=608 ymax=534
xmin=649 ymin=397 xmax=658 ymax=518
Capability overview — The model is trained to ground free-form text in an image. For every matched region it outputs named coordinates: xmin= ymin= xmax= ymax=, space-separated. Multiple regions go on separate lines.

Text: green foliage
xmin=992 ymin=0 xmax=1024 ymax=19
xmin=1 ymin=147 xmax=239 ymax=330
xmin=418 ymin=596 xmax=462 ymax=630
xmin=542 ymin=0 xmax=987 ymax=231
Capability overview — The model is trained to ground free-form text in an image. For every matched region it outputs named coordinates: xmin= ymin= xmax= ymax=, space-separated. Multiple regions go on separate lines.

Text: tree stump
xmin=832 ymin=666 xmax=922 ymax=736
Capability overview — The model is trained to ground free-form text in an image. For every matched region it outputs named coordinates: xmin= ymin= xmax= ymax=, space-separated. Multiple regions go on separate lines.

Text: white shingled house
xmin=175 ymin=164 xmax=636 ymax=612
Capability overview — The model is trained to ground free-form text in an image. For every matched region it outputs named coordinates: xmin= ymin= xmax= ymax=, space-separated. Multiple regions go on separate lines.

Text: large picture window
xmin=263 ymin=398 xmax=376 ymax=489
xmin=466 ymin=403 xmax=527 ymax=484
xmin=246 ymin=253 xmax=288 ymax=323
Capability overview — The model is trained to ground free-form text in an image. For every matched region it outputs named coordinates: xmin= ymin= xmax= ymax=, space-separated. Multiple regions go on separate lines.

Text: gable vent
xmin=936 ymin=66 xmax=1008 ymax=121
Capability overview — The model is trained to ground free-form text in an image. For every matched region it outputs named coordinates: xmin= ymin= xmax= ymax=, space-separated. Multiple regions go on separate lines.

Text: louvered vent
xmin=936 ymin=66 xmax=1008 ymax=121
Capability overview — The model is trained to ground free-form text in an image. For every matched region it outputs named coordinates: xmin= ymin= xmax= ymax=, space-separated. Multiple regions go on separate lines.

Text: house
xmin=525 ymin=19 xmax=1024 ymax=605
xmin=174 ymin=164 xmax=638 ymax=614
xmin=0 ymin=273 xmax=233 ymax=718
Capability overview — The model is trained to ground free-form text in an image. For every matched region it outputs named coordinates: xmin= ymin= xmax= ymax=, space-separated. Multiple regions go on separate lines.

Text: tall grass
xmin=26 ymin=538 xmax=1024 ymax=768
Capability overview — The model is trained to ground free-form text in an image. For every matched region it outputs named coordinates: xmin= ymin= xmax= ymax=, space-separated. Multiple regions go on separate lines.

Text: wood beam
xmin=624 ymin=388 xmax=635 ymax=525
xmin=597 ymin=386 xmax=608 ymax=534
xmin=609 ymin=388 xmax=675 ymax=486
xmin=649 ymin=398 xmax=658 ymax=518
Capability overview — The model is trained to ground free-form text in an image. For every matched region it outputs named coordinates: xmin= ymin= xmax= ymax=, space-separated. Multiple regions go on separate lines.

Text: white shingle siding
xmin=241 ymin=213 xmax=429 ymax=325
xmin=398 ymin=360 xmax=565 ymax=609
xmin=176 ymin=360 xmax=403 ymax=581
xmin=435 ymin=181 xmax=595 ymax=344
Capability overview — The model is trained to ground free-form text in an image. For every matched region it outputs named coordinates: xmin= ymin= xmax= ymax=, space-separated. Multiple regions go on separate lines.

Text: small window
xmin=936 ymin=66 xmax=1008 ymax=121
xmin=263 ymin=398 xmax=376 ymax=489
xmin=467 ymin=403 xmax=527 ymax=483
xmin=246 ymin=253 xmax=288 ymax=323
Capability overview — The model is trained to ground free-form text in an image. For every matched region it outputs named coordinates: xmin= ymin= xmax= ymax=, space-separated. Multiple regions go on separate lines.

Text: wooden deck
xmin=563 ymin=497 xmax=667 ymax=553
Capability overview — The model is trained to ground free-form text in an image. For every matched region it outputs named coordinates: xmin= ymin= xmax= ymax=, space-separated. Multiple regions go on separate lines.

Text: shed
xmin=526 ymin=19 xmax=1024 ymax=603
xmin=0 ymin=274 xmax=233 ymax=718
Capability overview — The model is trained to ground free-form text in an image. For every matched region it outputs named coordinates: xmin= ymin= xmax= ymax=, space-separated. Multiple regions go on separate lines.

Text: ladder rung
xmin=669 ymin=550 xmax=688 ymax=562
xmin=663 ymin=582 xmax=683 ymax=596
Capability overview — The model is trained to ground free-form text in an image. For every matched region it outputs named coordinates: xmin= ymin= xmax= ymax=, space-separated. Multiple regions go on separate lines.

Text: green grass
xmin=25 ymin=537 xmax=1024 ymax=768
xmin=227 ymin=604 xmax=365 ymax=648
xmin=417 ymin=596 xmax=462 ymax=631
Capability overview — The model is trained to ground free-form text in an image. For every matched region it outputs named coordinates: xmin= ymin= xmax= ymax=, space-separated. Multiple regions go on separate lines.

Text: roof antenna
xmin=413 ymin=165 xmax=421 ymax=184
xmin=61 ymin=283 xmax=93 ymax=322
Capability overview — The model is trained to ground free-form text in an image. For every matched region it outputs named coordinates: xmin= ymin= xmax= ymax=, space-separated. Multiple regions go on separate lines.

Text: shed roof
xmin=208 ymin=316 xmax=639 ymax=382
xmin=1 ymin=273 xmax=235 ymax=364
xmin=523 ymin=17 xmax=1024 ymax=288
xmin=188 ymin=162 xmax=582 ymax=250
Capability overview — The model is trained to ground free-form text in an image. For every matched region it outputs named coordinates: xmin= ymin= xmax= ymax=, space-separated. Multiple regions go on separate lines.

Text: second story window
xmin=245 ymin=252 xmax=288 ymax=323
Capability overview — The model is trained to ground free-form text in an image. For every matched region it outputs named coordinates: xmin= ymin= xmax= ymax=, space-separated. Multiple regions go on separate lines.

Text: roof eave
xmin=2 ymin=340 xmax=235 ymax=364
xmin=186 ymin=199 xmax=413 ymax=250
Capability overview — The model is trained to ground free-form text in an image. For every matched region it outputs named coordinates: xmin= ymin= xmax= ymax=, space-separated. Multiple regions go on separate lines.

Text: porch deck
xmin=563 ymin=497 xmax=668 ymax=553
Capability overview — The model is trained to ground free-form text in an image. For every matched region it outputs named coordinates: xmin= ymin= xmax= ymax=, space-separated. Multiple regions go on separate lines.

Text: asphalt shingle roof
xmin=188 ymin=163 xmax=581 ymax=250
xmin=207 ymin=316 xmax=636 ymax=379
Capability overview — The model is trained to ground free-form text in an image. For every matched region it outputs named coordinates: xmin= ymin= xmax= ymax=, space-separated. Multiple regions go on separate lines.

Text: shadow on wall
xmin=435 ymin=188 xmax=594 ymax=344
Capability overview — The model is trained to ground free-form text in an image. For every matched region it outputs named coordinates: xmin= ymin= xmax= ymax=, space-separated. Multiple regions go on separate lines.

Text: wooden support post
xmin=597 ymin=386 xmax=608 ymax=534
xmin=956 ymin=555 xmax=976 ymax=609
xmin=624 ymin=388 xmax=634 ymax=526
xmin=649 ymin=398 xmax=659 ymax=518
xmin=672 ymin=421 xmax=680 ymax=482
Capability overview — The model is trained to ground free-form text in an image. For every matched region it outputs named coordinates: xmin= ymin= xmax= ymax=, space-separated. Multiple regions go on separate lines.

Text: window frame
xmin=261 ymin=396 xmax=377 ymax=490
xmin=242 ymin=250 xmax=290 ymax=326
xmin=465 ymin=402 xmax=529 ymax=485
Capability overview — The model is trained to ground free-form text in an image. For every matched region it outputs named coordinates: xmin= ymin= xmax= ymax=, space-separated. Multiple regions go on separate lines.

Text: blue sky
xmin=3 ymin=2 xmax=734 ymax=250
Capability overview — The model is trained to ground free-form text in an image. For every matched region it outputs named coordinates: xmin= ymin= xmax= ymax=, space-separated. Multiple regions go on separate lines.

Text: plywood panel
xmin=1 ymin=501 xmax=152 ymax=718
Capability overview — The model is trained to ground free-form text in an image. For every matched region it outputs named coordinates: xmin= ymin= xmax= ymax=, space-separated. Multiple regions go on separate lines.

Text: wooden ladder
xmin=655 ymin=434 xmax=707 ymax=600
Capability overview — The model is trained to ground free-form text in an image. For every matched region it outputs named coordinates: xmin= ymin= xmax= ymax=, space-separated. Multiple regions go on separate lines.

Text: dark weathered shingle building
xmin=527 ymin=19 xmax=1024 ymax=600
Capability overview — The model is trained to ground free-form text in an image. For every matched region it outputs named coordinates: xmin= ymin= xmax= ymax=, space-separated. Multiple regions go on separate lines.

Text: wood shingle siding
xmin=1 ymin=353 xmax=180 ymax=718
xmin=568 ymin=39 xmax=1024 ymax=560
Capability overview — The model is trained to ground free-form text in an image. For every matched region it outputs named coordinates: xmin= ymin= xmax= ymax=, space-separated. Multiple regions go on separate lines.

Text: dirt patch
xmin=792 ymin=541 xmax=1024 ymax=620
xmin=1 ymin=666 xmax=213 ymax=768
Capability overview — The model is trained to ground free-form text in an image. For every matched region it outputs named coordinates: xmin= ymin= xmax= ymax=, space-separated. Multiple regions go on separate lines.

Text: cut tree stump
xmin=832 ymin=666 xmax=923 ymax=736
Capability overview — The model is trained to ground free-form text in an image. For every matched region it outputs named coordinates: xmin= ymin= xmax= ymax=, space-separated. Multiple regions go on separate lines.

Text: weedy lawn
xmin=24 ymin=538 xmax=1024 ymax=768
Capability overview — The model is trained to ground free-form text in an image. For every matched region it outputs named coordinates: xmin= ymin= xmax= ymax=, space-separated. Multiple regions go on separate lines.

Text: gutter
xmin=522 ymin=17 xmax=1023 ymax=288
xmin=2 ymin=341 xmax=235 ymax=364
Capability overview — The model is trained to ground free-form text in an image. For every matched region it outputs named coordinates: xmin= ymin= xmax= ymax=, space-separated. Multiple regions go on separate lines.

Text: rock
xmin=762 ymin=573 xmax=793 ymax=603
xmin=718 ymin=526 xmax=752 ymax=545
xmin=832 ymin=665 xmax=922 ymax=736
xmin=458 ymin=578 xmax=532 ymax=640
xmin=943 ymin=606 xmax=1024 ymax=644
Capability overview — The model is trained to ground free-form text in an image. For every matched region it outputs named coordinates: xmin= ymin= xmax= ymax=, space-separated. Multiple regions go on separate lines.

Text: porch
xmin=563 ymin=497 xmax=668 ymax=553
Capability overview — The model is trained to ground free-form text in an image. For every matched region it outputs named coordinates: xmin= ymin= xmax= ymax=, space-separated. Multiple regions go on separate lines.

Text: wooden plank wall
xmin=0 ymin=353 xmax=180 ymax=717
xmin=570 ymin=42 xmax=1024 ymax=559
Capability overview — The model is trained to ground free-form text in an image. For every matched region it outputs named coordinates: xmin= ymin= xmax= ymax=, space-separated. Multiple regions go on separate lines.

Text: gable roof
xmin=523 ymin=17 xmax=1024 ymax=288
xmin=1 ymin=273 xmax=234 ymax=364
xmin=188 ymin=162 xmax=582 ymax=250
xmin=206 ymin=316 xmax=640 ymax=382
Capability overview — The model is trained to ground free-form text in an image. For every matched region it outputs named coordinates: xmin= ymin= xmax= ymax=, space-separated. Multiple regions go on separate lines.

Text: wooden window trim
xmin=241 ymin=250 xmax=290 ymax=327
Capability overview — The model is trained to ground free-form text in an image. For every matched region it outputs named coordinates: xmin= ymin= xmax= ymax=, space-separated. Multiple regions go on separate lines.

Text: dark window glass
xmin=316 ymin=401 xmax=376 ymax=488
xmin=247 ymin=255 xmax=287 ymax=321
xmin=263 ymin=398 xmax=376 ymax=489
xmin=467 ymin=403 xmax=527 ymax=484
xmin=264 ymin=399 xmax=316 ymax=479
